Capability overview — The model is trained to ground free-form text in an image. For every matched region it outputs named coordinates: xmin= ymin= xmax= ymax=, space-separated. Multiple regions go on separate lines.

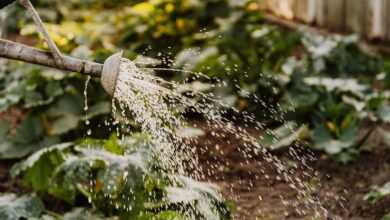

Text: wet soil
xmin=192 ymin=123 xmax=390 ymax=220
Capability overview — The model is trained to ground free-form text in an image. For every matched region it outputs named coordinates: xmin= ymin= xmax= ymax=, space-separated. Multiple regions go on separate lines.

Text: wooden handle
xmin=0 ymin=38 xmax=103 ymax=77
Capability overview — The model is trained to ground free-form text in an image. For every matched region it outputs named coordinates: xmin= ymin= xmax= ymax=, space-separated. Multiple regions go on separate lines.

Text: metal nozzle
xmin=101 ymin=51 xmax=123 ymax=96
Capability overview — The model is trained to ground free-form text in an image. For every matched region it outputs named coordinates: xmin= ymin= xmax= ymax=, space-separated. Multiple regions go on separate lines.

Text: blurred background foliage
xmin=2 ymin=0 xmax=388 ymax=161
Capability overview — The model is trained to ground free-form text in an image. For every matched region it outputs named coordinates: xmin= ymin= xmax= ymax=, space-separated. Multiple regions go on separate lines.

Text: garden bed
xmin=0 ymin=120 xmax=389 ymax=219
xmin=193 ymin=122 xmax=390 ymax=220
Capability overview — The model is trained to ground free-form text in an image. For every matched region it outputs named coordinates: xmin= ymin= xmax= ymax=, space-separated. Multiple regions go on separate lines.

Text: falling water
xmin=84 ymin=76 xmax=92 ymax=137
xmin=109 ymin=58 xmax=335 ymax=219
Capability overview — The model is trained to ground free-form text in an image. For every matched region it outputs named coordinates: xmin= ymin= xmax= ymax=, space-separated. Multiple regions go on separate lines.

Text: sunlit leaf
xmin=312 ymin=123 xmax=358 ymax=155
xmin=11 ymin=143 xmax=73 ymax=193
xmin=259 ymin=122 xmax=309 ymax=150
xmin=62 ymin=208 xmax=105 ymax=220
xmin=377 ymin=105 xmax=390 ymax=123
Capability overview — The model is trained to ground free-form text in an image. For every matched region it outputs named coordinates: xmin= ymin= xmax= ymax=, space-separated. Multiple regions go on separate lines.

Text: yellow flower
xmin=247 ymin=2 xmax=259 ymax=11
xmin=165 ymin=3 xmax=175 ymax=13
xmin=95 ymin=180 xmax=103 ymax=192
xmin=239 ymin=99 xmax=247 ymax=110
xmin=132 ymin=2 xmax=155 ymax=17
xmin=150 ymin=0 xmax=163 ymax=5
xmin=341 ymin=117 xmax=350 ymax=130
xmin=326 ymin=121 xmax=337 ymax=132
xmin=176 ymin=18 xmax=185 ymax=30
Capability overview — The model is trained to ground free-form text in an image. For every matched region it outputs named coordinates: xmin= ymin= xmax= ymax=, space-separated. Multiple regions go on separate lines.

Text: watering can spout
xmin=101 ymin=51 xmax=123 ymax=96
xmin=0 ymin=38 xmax=124 ymax=97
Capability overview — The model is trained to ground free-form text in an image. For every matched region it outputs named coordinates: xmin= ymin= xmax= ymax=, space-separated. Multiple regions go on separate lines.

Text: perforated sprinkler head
xmin=101 ymin=51 xmax=123 ymax=96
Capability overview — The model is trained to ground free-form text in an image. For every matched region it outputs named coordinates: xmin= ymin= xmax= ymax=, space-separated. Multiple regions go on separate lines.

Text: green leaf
xmin=24 ymin=91 xmax=44 ymax=108
xmin=0 ymin=142 xmax=36 ymax=159
xmin=50 ymin=114 xmax=80 ymax=135
xmin=62 ymin=208 xmax=105 ymax=220
xmin=0 ymin=115 xmax=53 ymax=159
xmin=312 ymin=123 xmax=358 ymax=155
xmin=303 ymin=77 xmax=367 ymax=95
xmin=364 ymin=182 xmax=390 ymax=204
xmin=0 ymin=81 xmax=25 ymax=112
xmin=259 ymin=122 xmax=308 ymax=150
xmin=103 ymin=134 xmax=124 ymax=155
xmin=85 ymin=101 xmax=111 ymax=120
xmin=45 ymin=81 xmax=64 ymax=97
xmin=165 ymin=176 xmax=231 ymax=220
xmin=47 ymin=94 xmax=83 ymax=117
xmin=382 ymin=213 xmax=390 ymax=220
xmin=377 ymin=105 xmax=390 ymax=123
xmin=0 ymin=194 xmax=44 ymax=220
xmin=286 ymin=90 xmax=319 ymax=110
xmin=136 ymin=211 xmax=188 ymax=220
xmin=11 ymin=143 xmax=73 ymax=193
xmin=11 ymin=114 xmax=43 ymax=145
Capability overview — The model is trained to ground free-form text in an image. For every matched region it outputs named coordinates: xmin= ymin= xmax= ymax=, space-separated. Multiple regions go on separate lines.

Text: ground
xmin=193 ymin=122 xmax=390 ymax=220
xmin=0 ymin=121 xmax=389 ymax=220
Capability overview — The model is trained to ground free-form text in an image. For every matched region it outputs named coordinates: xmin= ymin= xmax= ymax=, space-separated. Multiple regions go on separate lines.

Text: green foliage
xmin=364 ymin=182 xmax=390 ymax=204
xmin=58 ymin=208 xmax=106 ymax=220
xmin=0 ymin=194 xmax=44 ymax=220
xmin=383 ymin=213 xmax=390 ymax=220
xmin=258 ymin=122 xmax=308 ymax=150
xmin=0 ymin=63 xmax=111 ymax=159
xmin=280 ymin=33 xmax=387 ymax=161
xmin=11 ymin=134 xmax=231 ymax=219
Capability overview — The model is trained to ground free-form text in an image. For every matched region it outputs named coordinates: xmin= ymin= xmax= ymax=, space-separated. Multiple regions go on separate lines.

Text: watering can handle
xmin=0 ymin=38 xmax=103 ymax=77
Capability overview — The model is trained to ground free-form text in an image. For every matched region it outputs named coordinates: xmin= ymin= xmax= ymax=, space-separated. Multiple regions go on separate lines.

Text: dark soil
xmin=0 ymin=160 xmax=20 ymax=193
xmin=192 ymin=123 xmax=390 ymax=220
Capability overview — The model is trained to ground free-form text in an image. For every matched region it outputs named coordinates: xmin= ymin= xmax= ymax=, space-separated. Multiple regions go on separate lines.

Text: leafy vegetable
xmin=258 ymin=122 xmax=308 ymax=150
xmin=12 ymin=134 xmax=232 ymax=219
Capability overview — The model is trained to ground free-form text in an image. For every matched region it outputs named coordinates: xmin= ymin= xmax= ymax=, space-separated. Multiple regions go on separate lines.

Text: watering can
xmin=0 ymin=0 xmax=122 ymax=96
xmin=0 ymin=39 xmax=122 ymax=96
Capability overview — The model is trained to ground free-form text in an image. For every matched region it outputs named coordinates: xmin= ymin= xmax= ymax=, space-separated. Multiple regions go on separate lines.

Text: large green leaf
xmin=0 ymin=114 xmax=55 ymax=159
xmin=164 ymin=176 xmax=231 ymax=220
xmin=312 ymin=122 xmax=358 ymax=155
xmin=11 ymin=114 xmax=43 ymax=145
xmin=11 ymin=143 xmax=73 ymax=194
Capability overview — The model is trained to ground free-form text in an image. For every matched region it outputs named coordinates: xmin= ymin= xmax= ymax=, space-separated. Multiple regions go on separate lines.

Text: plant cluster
xmin=1 ymin=135 xmax=230 ymax=219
